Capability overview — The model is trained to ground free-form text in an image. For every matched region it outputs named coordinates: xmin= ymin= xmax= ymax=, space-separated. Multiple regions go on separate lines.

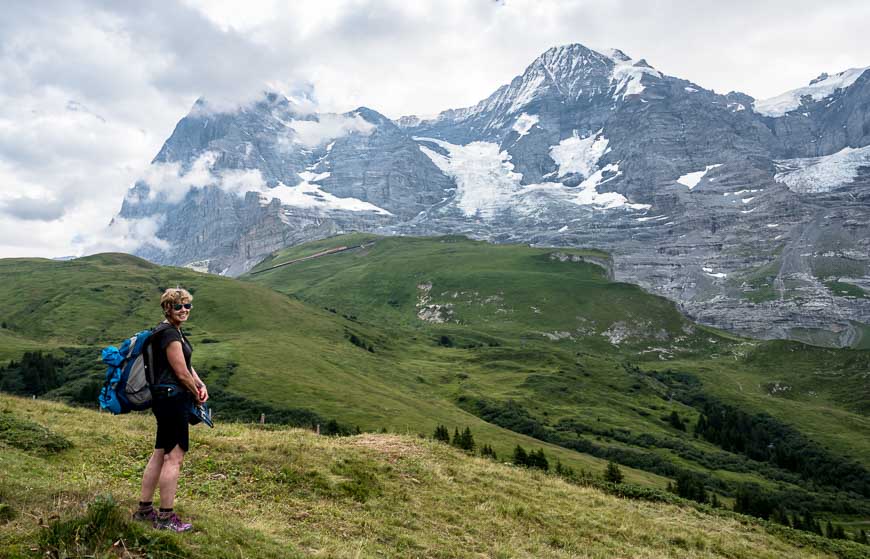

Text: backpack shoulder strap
xmin=144 ymin=322 xmax=173 ymax=386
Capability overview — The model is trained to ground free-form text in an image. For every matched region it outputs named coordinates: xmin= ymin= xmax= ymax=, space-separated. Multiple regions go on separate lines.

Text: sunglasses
xmin=172 ymin=303 xmax=193 ymax=311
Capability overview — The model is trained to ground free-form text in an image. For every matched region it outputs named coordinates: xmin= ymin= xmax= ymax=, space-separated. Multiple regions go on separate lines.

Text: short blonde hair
xmin=160 ymin=287 xmax=193 ymax=317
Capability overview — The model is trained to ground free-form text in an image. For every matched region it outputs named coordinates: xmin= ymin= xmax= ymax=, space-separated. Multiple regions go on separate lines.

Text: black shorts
xmin=152 ymin=391 xmax=191 ymax=453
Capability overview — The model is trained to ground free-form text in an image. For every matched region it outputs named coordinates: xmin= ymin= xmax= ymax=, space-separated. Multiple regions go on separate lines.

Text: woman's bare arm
xmin=166 ymin=341 xmax=201 ymax=402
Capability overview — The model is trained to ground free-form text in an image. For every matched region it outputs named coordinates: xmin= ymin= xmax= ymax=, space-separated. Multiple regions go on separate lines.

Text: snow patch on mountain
xmin=418 ymin=140 xmax=522 ymax=217
xmin=703 ymin=266 xmax=727 ymax=279
xmin=550 ymin=130 xmax=610 ymax=178
xmin=637 ymin=215 xmax=669 ymax=222
xmin=261 ymin=171 xmax=392 ymax=215
xmin=569 ymin=164 xmax=637 ymax=208
xmin=603 ymin=49 xmax=662 ymax=100
xmin=774 ymin=145 xmax=870 ymax=193
xmin=128 ymin=150 xmax=389 ymax=216
xmin=677 ymin=164 xmax=722 ymax=189
xmin=416 ymin=137 xmax=648 ymax=218
xmin=512 ymin=113 xmax=539 ymax=139
xmin=724 ymin=189 xmax=762 ymax=197
xmin=753 ymin=67 xmax=869 ymax=117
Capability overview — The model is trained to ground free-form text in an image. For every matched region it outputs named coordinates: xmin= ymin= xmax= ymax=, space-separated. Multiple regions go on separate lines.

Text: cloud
xmin=136 ymin=151 xmax=220 ymax=204
xmin=129 ymin=151 xmax=269 ymax=205
xmin=0 ymin=196 xmax=66 ymax=221
xmin=219 ymin=168 xmax=269 ymax=196
xmin=288 ymin=113 xmax=376 ymax=147
xmin=78 ymin=215 xmax=171 ymax=255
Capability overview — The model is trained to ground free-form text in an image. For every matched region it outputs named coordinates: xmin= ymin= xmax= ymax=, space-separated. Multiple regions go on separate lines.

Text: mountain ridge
xmin=113 ymin=42 xmax=870 ymax=346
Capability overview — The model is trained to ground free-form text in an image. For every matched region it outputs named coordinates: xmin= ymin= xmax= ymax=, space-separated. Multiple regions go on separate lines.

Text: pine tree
xmin=532 ymin=449 xmax=549 ymax=471
xmin=857 ymin=529 xmax=868 ymax=544
xmin=825 ymin=520 xmax=835 ymax=539
xmin=668 ymin=411 xmax=685 ymax=431
xmin=603 ymin=461 xmax=623 ymax=484
xmin=791 ymin=513 xmax=804 ymax=531
xmin=513 ymin=445 xmax=528 ymax=467
xmin=710 ymin=493 xmax=720 ymax=509
xmin=694 ymin=414 xmax=708 ymax=436
xmin=675 ymin=473 xmax=708 ymax=504
xmin=803 ymin=512 xmax=822 ymax=536
xmin=460 ymin=427 xmax=475 ymax=452
xmin=433 ymin=424 xmax=450 ymax=443
xmin=323 ymin=419 xmax=340 ymax=435
xmin=451 ymin=427 xmax=461 ymax=447
xmin=771 ymin=506 xmax=789 ymax=526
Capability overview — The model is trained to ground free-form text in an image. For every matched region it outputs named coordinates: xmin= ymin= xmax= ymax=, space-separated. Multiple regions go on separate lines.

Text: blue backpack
xmin=98 ymin=323 xmax=170 ymax=414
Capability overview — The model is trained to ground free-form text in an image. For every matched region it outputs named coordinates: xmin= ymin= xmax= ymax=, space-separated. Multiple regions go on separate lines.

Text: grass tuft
xmin=38 ymin=494 xmax=187 ymax=559
xmin=331 ymin=457 xmax=384 ymax=502
xmin=0 ymin=408 xmax=71 ymax=453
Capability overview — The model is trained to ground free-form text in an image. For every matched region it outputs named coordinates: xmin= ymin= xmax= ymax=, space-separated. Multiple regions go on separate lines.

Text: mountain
xmin=113 ymin=44 xmax=870 ymax=346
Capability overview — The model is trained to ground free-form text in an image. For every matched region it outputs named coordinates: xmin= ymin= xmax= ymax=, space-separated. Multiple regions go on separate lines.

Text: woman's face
xmin=169 ymin=300 xmax=192 ymax=324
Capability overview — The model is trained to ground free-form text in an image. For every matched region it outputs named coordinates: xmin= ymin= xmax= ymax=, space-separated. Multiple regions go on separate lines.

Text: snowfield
xmin=774 ymin=145 xmax=870 ymax=193
xmin=415 ymin=136 xmax=649 ymax=218
xmin=550 ymin=130 xmax=610 ymax=178
xmin=753 ymin=67 xmax=870 ymax=117
xmin=259 ymin=171 xmax=393 ymax=216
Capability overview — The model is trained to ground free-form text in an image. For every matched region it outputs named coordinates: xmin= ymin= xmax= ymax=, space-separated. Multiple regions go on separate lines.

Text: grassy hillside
xmin=1 ymin=394 xmax=865 ymax=559
xmin=0 ymin=252 xmax=658 ymax=484
xmin=244 ymin=235 xmax=870 ymax=525
xmin=1 ymin=237 xmax=869 ymax=537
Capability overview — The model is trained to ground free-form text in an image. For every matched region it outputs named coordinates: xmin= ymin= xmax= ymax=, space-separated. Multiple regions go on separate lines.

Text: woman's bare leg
xmin=157 ymin=445 xmax=185 ymax=509
xmin=139 ymin=449 xmax=165 ymax=503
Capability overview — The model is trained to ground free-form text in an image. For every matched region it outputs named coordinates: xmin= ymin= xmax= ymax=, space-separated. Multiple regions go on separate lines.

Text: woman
xmin=132 ymin=287 xmax=208 ymax=532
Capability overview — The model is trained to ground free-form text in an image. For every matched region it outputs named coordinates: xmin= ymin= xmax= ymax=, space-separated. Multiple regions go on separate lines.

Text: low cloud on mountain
xmin=288 ymin=114 xmax=376 ymax=148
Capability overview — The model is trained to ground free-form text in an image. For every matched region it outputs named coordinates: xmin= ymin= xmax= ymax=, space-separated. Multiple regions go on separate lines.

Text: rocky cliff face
xmin=115 ymin=44 xmax=870 ymax=346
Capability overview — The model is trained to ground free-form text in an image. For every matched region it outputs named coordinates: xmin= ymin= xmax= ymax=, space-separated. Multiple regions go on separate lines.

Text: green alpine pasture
xmin=1 ymin=234 xmax=869 ymax=555
xmin=1 ymin=394 xmax=865 ymax=559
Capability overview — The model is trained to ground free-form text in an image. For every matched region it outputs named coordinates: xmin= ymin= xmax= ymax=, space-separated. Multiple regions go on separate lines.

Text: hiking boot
xmin=131 ymin=508 xmax=157 ymax=522
xmin=153 ymin=512 xmax=193 ymax=532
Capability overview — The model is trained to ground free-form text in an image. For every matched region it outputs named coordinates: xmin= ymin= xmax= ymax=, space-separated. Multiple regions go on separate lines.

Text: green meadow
xmin=0 ymin=234 xmax=868 ymax=556
xmin=1 ymin=395 xmax=865 ymax=558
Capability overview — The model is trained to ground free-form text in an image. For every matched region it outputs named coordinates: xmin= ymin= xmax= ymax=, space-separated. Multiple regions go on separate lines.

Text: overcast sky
xmin=1 ymin=0 xmax=869 ymax=258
